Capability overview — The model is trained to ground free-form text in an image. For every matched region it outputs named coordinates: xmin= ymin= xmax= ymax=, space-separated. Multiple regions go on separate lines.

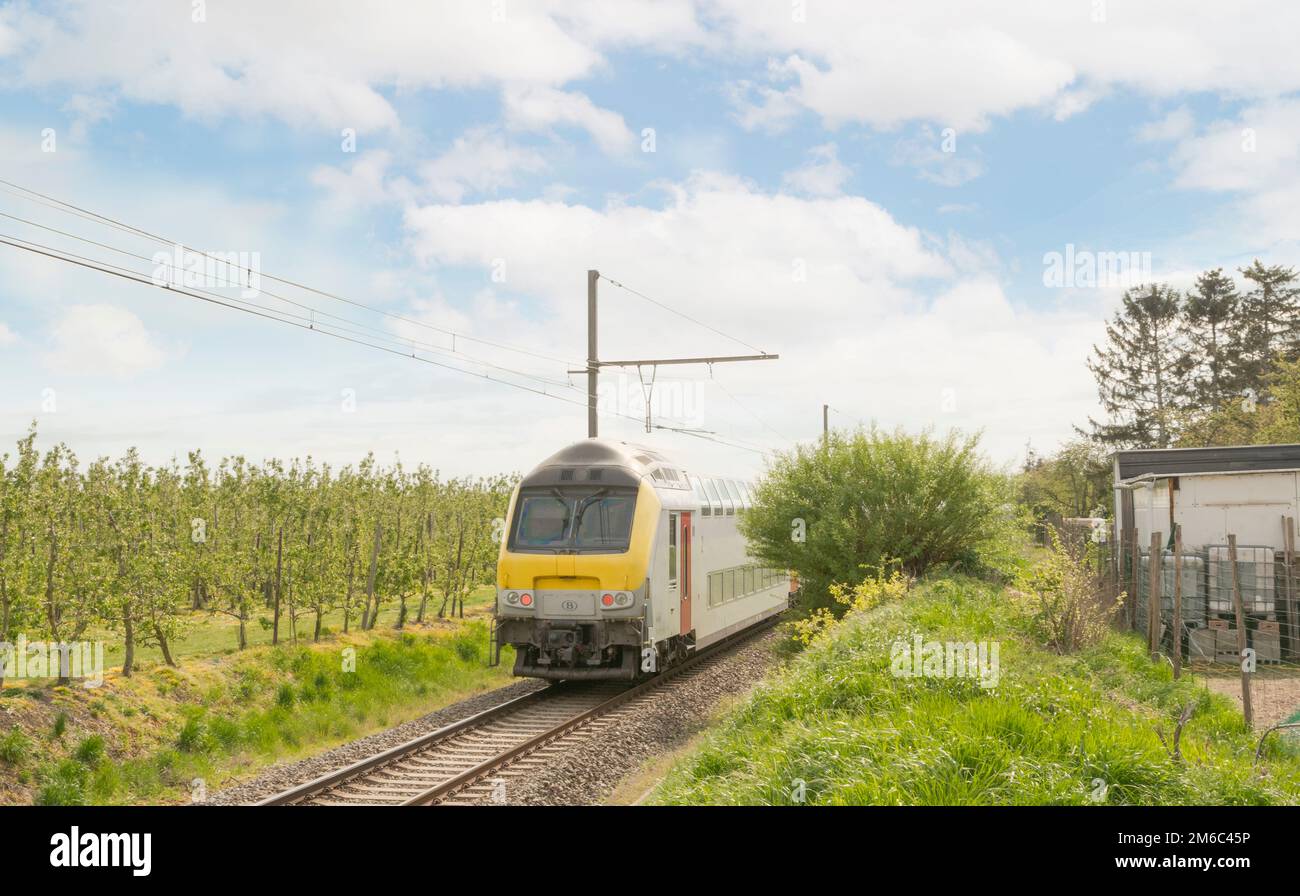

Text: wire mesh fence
xmin=1118 ymin=517 xmax=1300 ymax=729
xmin=1131 ymin=543 xmax=1300 ymax=667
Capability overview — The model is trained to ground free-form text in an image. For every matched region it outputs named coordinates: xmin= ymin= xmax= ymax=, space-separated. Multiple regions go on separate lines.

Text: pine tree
xmin=1085 ymin=283 xmax=1185 ymax=447
xmin=1179 ymin=268 xmax=1243 ymax=409
xmin=1239 ymin=260 xmax=1300 ymax=387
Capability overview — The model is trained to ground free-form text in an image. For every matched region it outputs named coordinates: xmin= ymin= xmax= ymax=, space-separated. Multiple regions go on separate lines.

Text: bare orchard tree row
xmin=0 ymin=424 xmax=514 ymax=679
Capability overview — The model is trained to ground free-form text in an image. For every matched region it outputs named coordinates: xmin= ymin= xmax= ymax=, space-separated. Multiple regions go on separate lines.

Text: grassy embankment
xmin=0 ymin=587 xmax=513 ymax=805
xmin=651 ymin=575 xmax=1300 ymax=805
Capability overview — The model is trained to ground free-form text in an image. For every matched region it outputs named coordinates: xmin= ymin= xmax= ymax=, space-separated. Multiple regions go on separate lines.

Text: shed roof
xmin=1114 ymin=444 xmax=1300 ymax=481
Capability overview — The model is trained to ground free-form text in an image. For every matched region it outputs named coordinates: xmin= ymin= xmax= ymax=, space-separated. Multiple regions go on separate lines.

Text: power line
xmin=0 ymin=217 xmax=580 ymax=391
xmin=0 ymin=179 xmax=778 ymax=455
xmin=0 ymin=178 xmax=584 ymax=368
xmin=598 ymin=273 xmax=769 ymax=355
xmin=0 ymin=233 xmax=771 ymax=455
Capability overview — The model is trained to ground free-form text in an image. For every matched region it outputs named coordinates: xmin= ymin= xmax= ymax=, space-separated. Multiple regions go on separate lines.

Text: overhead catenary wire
xmin=0 ymin=211 xmax=579 ymax=391
xmin=0 ymin=232 xmax=772 ymax=456
xmin=0 ymin=178 xmax=584 ymax=368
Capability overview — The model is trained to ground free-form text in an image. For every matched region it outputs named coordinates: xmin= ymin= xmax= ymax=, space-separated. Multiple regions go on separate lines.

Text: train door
xmin=680 ymin=512 xmax=692 ymax=636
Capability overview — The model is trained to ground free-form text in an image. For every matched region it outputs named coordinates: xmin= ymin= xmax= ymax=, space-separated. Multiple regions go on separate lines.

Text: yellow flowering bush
xmin=791 ymin=564 xmax=911 ymax=647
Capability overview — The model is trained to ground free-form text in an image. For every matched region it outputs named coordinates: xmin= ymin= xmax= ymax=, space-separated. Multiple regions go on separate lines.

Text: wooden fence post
xmin=1172 ymin=524 xmax=1182 ymax=679
xmin=1228 ymin=534 xmax=1253 ymax=728
xmin=1285 ymin=516 xmax=1297 ymax=663
xmin=1128 ymin=527 xmax=1139 ymax=630
xmin=1149 ymin=532 xmax=1162 ymax=656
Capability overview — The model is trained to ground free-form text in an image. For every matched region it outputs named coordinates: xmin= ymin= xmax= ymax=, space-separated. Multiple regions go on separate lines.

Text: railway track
xmin=259 ymin=618 xmax=776 ymax=806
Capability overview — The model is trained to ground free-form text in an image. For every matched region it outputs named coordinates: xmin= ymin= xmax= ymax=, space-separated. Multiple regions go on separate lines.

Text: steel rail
xmin=256 ymin=684 xmax=557 ymax=805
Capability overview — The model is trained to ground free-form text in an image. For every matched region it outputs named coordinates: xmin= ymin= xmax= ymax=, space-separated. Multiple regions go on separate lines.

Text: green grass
xmin=0 ymin=727 xmax=30 ymax=766
xmin=22 ymin=619 xmax=512 ymax=805
xmin=651 ymin=575 xmax=1300 ymax=806
xmin=83 ymin=585 xmax=496 ymax=670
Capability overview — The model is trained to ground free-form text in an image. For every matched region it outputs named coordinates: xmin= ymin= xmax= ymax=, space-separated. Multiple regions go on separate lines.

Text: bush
xmin=742 ymin=426 xmax=1005 ymax=609
xmin=1015 ymin=532 xmax=1119 ymax=653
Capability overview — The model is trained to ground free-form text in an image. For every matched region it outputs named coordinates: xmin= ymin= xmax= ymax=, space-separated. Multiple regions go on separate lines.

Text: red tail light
xmin=520 ymin=593 xmax=533 ymax=606
xmin=601 ymin=593 xmax=614 ymax=607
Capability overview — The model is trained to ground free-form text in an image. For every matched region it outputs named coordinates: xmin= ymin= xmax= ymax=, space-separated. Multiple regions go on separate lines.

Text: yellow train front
xmin=494 ymin=440 xmax=790 ymax=680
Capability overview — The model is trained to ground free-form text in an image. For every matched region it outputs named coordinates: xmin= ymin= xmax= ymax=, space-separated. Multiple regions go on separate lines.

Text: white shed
xmin=1112 ymin=445 xmax=1300 ymax=553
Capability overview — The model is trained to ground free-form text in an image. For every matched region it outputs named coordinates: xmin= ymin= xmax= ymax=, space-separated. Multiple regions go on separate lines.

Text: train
xmin=493 ymin=439 xmax=792 ymax=680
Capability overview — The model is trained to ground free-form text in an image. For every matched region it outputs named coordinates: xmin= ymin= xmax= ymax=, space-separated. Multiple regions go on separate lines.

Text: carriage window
xmin=702 ymin=478 xmax=725 ymax=516
xmin=722 ymin=480 xmax=742 ymax=515
xmin=667 ymin=512 xmax=678 ymax=588
xmin=689 ymin=475 xmax=711 ymax=516
xmin=737 ymin=481 xmax=753 ymax=509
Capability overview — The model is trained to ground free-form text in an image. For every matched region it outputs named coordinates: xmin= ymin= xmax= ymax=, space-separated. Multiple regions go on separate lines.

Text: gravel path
xmin=207 ymin=678 xmax=546 ymax=805
xmin=464 ymin=629 xmax=781 ymax=806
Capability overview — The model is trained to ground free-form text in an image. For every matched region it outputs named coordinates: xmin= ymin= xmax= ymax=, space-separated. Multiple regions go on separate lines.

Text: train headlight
xmin=505 ymin=591 xmax=520 ymax=605
xmin=600 ymin=591 xmax=633 ymax=609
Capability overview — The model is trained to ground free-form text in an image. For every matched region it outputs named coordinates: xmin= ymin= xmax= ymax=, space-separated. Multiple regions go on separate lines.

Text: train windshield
xmin=511 ymin=487 xmax=637 ymax=553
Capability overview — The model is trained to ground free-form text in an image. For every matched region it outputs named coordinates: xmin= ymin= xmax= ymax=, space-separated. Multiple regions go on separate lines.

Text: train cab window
xmin=667 ymin=512 xmax=678 ymax=588
xmin=510 ymin=487 xmax=637 ymax=553
xmin=722 ymin=480 xmax=743 ymax=514
xmin=514 ymin=493 xmax=569 ymax=547
xmin=702 ymin=478 xmax=725 ymax=516
xmin=689 ymin=475 xmax=711 ymax=516
xmin=575 ymin=493 xmax=636 ymax=549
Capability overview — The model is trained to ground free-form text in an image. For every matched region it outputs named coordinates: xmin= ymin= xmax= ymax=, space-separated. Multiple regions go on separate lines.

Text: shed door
xmin=680 ymin=513 xmax=692 ymax=637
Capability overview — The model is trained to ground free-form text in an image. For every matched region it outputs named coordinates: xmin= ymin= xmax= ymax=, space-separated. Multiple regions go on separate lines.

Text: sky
xmin=2 ymin=0 xmax=1300 ymax=479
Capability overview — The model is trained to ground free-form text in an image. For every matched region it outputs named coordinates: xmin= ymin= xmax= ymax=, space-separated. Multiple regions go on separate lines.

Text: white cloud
xmin=891 ymin=127 xmax=984 ymax=187
xmin=310 ymin=150 xmax=403 ymax=209
xmin=11 ymin=1 xmax=1300 ymax=145
xmin=714 ymin=1 xmax=1300 ymax=132
xmin=781 ymin=143 xmax=850 ymax=197
xmin=502 ymin=85 xmax=634 ymax=155
xmin=420 ymin=129 xmax=548 ymax=203
xmin=1166 ymin=98 xmax=1300 ymax=249
xmin=1137 ymin=106 xmax=1195 ymax=143
xmin=43 ymin=304 xmax=172 ymax=378
xmin=0 ymin=322 xmax=17 ymax=346
xmin=0 ymin=1 xmax=701 ymax=134
xmin=400 ymin=173 xmax=1102 ymax=462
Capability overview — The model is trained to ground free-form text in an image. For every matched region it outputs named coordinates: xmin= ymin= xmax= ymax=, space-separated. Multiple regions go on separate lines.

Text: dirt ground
xmin=1194 ymin=665 xmax=1300 ymax=730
